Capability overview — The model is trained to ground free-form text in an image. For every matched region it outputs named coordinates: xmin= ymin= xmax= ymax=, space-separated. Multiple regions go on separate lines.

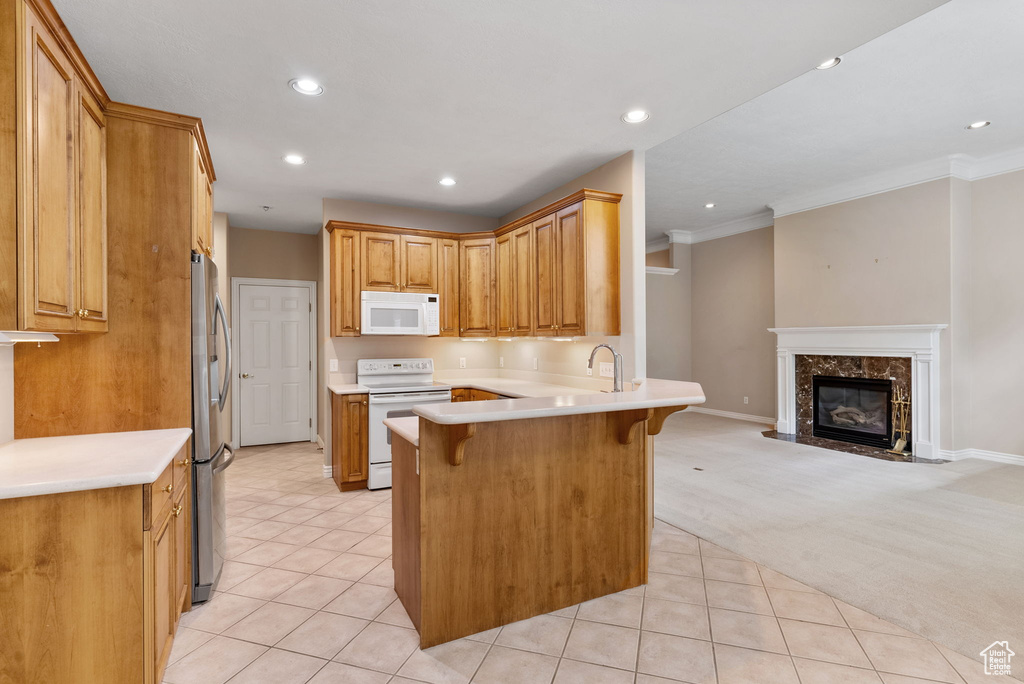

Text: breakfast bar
xmin=384 ymin=379 xmax=705 ymax=647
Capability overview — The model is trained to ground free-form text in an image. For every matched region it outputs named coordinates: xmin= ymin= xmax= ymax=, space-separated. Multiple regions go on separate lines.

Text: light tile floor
xmin=163 ymin=441 xmax=1001 ymax=684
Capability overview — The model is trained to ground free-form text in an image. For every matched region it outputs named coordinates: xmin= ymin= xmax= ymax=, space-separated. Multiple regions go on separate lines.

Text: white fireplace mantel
xmin=768 ymin=325 xmax=947 ymax=460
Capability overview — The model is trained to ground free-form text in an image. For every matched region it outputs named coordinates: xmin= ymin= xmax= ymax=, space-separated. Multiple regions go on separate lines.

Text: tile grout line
xmin=700 ymin=539 xmax=721 ymax=684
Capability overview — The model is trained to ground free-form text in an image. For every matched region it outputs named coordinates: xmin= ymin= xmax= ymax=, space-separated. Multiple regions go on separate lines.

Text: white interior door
xmin=238 ymin=284 xmax=312 ymax=446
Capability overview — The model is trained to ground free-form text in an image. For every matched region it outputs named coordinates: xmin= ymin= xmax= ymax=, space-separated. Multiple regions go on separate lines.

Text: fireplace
xmin=812 ymin=375 xmax=893 ymax=449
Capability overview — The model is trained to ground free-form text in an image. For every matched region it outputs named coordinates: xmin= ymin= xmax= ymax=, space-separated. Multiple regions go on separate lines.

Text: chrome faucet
xmin=588 ymin=344 xmax=623 ymax=392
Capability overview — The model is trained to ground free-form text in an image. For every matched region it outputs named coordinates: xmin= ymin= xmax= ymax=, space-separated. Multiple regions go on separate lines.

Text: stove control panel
xmin=357 ymin=358 xmax=435 ymax=376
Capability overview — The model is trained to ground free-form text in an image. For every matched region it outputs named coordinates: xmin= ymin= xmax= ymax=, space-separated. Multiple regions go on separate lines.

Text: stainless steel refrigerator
xmin=191 ymin=253 xmax=234 ymax=603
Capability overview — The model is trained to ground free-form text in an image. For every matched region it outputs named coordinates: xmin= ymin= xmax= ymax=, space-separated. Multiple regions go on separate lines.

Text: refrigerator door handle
xmin=212 ymin=444 xmax=235 ymax=475
xmin=213 ymin=292 xmax=232 ymax=411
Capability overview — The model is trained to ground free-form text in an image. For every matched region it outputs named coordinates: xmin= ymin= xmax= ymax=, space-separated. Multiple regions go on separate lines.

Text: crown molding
xmin=771 ymin=147 xmax=1024 ymax=218
xmin=656 ymin=211 xmax=775 ymax=248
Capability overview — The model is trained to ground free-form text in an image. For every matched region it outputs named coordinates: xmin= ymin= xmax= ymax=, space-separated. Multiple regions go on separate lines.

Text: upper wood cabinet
xmin=330 ymin=228 xmax=361 ymax=336
xmin=4 ymin=1 xmax=109 ymax=333
xmin=438 ymin=238 xmax=460 ymax=337
xmin=459 ymin=237 xmax=496 ymax=337
xmin=361 ymin=231 xmax=401 ymax=291
xmin=190 ymin=136 xmax=213 ymax=256
xmin=401 ymin=234 xmax=438 ymax=293
xmin=324 ymin=189 xmax=620 ymax=339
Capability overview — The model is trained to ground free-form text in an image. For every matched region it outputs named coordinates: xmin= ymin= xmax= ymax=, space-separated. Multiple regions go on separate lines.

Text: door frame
xmin=230 ymin=277 xmax=318 ymax=450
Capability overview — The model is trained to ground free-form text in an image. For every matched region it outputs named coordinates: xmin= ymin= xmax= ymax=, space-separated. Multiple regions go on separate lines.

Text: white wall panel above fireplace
xmin=769 ymin=325 xmax=947 ymax=460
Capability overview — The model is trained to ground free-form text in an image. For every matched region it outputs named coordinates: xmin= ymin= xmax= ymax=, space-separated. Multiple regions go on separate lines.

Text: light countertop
xmin=414 ymin=378 xmax=705 ymax=425
xmin=328 ymin=377 xmax=597 ymax=398
xmin=383 ymin=416 xmax=419 ymax=447
xmin=0 ymin=428 xmax=192 ymax=500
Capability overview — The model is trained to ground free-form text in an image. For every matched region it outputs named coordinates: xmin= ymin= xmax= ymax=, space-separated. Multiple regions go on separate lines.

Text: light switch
xmin=329 ymin=359 xmax=338 ymax=372
xmin=459 ymin=357 xmax=466 ymax=369
xmin=599 ymin=362 xmax=614 ymax=378
xmin=499 ymin=356 xmax=504 ymax=368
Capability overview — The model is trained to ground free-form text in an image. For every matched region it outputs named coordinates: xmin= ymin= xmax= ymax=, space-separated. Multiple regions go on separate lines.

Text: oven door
xmin=361 ymin=300 xmax=426 ymax=335
xmin=367 ymin=390 xmax=451 ymax=489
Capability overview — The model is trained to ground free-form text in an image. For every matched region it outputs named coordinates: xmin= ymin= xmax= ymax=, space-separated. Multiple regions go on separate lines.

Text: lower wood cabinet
xmin=0 ymin=444 xmax=192 ymax=684
xmin=452 ymin=388 xmax=507 ymax=402
xmin=333 ymin=392 xmax=369 ymax=491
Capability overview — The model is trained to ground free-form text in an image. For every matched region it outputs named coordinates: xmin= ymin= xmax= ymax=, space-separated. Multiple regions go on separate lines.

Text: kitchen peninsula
xmin=384 ymin=378 xmax=705 ymax=647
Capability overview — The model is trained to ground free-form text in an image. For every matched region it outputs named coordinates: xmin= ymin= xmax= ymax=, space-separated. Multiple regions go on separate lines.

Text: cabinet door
xmin=74 ymin=83 xmax=108 ymax=332
xmin=450 ymin=388 xmax=469 ymax=402
xmin=401 ymin=235 xmax=437 ymax=293
xmin=459 ymin=238 xmax=496 ymax=337
xmin=330 ymin=229 xmax=361 ymax=336
xmin=360 ymin=232 xmax=401 ymax=291
xmin=172 ymin=487 xmax=189 ymax=622
xmin=470 ymin=389 xmax=500 ymax=401
xmin=19 ymin=6 xmax=77 ymax=332
xmin=190 ymin=138 xmax=212 ymax=256
xmin=555 ymin=203 xmax=585 ymax=335
xmin=333 ymin=393 xmax=369 ymax=490
xmin=438 ymin=238 xmax=459 ymax=337
xmin=511 ymin=225 xmax=533 ymax=336
xmin=532 ymin=215 xmax=558 ymax=336
xmin=495 ymin=233 xmax=513 ymax=335
xmin=148 ymin=508 xmax=176 ymax=684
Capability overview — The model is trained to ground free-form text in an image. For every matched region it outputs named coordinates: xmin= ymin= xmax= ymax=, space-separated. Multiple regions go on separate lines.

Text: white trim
xmin=770 ymin=148 xmax=1024 ymax=218
xmin=231 ymin=277 xmax=318 ymax=450
xmin=645 ymin=235 xmax=669 ymax=253
xmin=689 ymin=406 xmax=776 ymax=426
xmin=322 ymin=464 xmax=333 ymax=478
xmin=646 ymin=266 xmax=679 ymax=276
xmin=316 ymin=434 xmax=325 ymax=449
xmin=769 ymin=325 xmax=947 ymax=461
xmin=667 ymin=229 xmax=692 ymax=245
xmin=940 ymin=448 xmax=1024 ymax=466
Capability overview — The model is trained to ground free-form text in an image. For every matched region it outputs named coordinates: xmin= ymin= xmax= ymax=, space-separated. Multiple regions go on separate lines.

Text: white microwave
xmin=361 ymin=291 xmax=440 ymax=336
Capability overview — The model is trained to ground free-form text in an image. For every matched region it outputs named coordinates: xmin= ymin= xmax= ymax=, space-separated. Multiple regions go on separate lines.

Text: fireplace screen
xmin=812 ymin=375 xmax=893 ymax=448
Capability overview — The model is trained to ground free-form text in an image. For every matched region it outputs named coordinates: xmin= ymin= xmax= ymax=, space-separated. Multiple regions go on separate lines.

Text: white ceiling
xmin=645 ymin=0 xmax=1024 ymax=241
xmin=54 ymin=0 xmax=945 ymax=234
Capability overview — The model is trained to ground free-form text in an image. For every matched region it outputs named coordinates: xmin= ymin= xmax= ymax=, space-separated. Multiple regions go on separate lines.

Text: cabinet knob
xmin=76 ymin=309 xmax=89 ymax=318
xmin=362 ymin=401 xmax=367 ymax=406
xmin=177 ymin=457 xmax=191 ymax=467
xmin=172 ymin=505 xmax=183 ymax=518
xmin=460 ymin=328 xmax=464 ymax=333
xmin=162 ymin=484 xmax=174 ymax=494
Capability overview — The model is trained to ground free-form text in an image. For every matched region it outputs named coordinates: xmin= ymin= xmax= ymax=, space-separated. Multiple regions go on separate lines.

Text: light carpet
xmin=653 ymin=412 xmax=1024 ymax=667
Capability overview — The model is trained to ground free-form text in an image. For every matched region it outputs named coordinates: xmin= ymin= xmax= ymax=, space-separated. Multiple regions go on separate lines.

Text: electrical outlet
xmin=533 ymin=357 xmax=538 ymax=370
xmin=459 ymin=357 xmax=466 ymax=369
xmin=599 ymin=362 xmax=614 ymax=378
xmin=329 ymin=359 xmax=338 ymax=372
xmin=743 ymin=396 xmax=749 ymax=405
xmin=499 ymin=356 xmax=504 ymax=368
xmin=586 ymin=367 xmax=593 ymax=376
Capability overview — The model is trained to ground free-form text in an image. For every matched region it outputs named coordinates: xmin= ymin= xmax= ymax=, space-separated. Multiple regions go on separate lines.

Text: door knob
xmin=241 ymin=372 xmax=253 ymax=379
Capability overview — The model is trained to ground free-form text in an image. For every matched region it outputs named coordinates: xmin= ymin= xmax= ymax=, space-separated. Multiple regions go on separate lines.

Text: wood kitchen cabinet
xmin=459 ymin=237 xmax=496 ymax=337
xmin=361 ymin=231 xmax=402 ymax=291
xmin=2 ymin=0 xmax=109 ymax=333
xmin=495 ymin=233 xmax=513 ymax=335
xmin=401 ymin=234 xmax=438 ymax=293
xmin=191 ymin=136 xmax=213 ymax=256
xmin=330 ymin=228 xmax=361 ymax=336
xmin=333 ymin=392 xmax=370 ymax=491
xmin=438 ymin=238 xmax=460 ymax=336
xmin=511 ymin=225 xmax=534 ymax=336
xmin=0 ymin=442 xmax=192 ymax=684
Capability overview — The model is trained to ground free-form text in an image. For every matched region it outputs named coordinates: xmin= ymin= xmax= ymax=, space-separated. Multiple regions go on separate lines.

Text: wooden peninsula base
xmin=391 ymin=405 xmax=689 ymax=647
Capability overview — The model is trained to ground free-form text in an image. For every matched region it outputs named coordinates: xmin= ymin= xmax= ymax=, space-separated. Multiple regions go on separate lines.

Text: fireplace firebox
xmin=812 ymin=375 xmax=893 ymax=449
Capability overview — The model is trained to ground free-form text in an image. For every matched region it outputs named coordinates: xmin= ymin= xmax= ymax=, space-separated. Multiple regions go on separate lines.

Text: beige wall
xmin=646 ymin=249 xmax=670 ymax=267
xmin=322 ymin=198 xmax=499 ymax=234
xmin=212 ymin=212 xmax=231 ymax=445
xmin=967 ymin=169 xmax=1024 ymax=456
xmin=498 ymin=151 xmax=646 ymax=385
xmin=692 ymin=227 xmax=776 ymax=418
xmin=646 ymin=243 xmax=692 ymax=382
xmin=230 ymin=226 xmax=319 ymax=282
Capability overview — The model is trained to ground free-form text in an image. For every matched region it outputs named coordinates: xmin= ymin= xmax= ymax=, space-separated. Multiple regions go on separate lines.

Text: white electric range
xmin=357 ymin=358 xmax=451 ymax=489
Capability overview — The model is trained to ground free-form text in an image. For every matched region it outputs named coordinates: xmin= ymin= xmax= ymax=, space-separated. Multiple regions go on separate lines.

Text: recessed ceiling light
xmin=289 ymin=78 xmax=323 ymax=96
xmin=705 ymin=203 xmax=716 ymax=209
xmin=966 ymin=120 xmax=991 ymax=130
xmin=283 ymin=154 xmax=306 ymax=165
xmin=439 ymin=177 xmax=457 ymax=186
xmin=816 ymin=57 xmax=841 ymax=70
xmin=621 ymin=110 xmax=650 ymax=124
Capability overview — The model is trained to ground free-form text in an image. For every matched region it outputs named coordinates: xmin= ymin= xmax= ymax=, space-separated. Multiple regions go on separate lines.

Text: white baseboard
xmin=689 ymin=406 xmax=777 ymax=426
xmin=322 ymin=464 xmax=333 ymax=479
xmin=316 ymin=434 xmax=325 ymax=450
xmin=939 ymin=448 xmax=1024 ymax=466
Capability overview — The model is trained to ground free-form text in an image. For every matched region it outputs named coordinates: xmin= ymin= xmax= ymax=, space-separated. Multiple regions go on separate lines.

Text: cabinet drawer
xmin=171 ymin=445 xmax=190 ymax=492
xmin=145 ymin=459 xmax=176 ymax=530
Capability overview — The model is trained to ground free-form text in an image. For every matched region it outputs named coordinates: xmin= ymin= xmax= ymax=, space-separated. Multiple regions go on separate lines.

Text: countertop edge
xmin=413 ymin=394 xmax=705 ymax=425
xmin=0 ymin=428 xmax=193 ymax=500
